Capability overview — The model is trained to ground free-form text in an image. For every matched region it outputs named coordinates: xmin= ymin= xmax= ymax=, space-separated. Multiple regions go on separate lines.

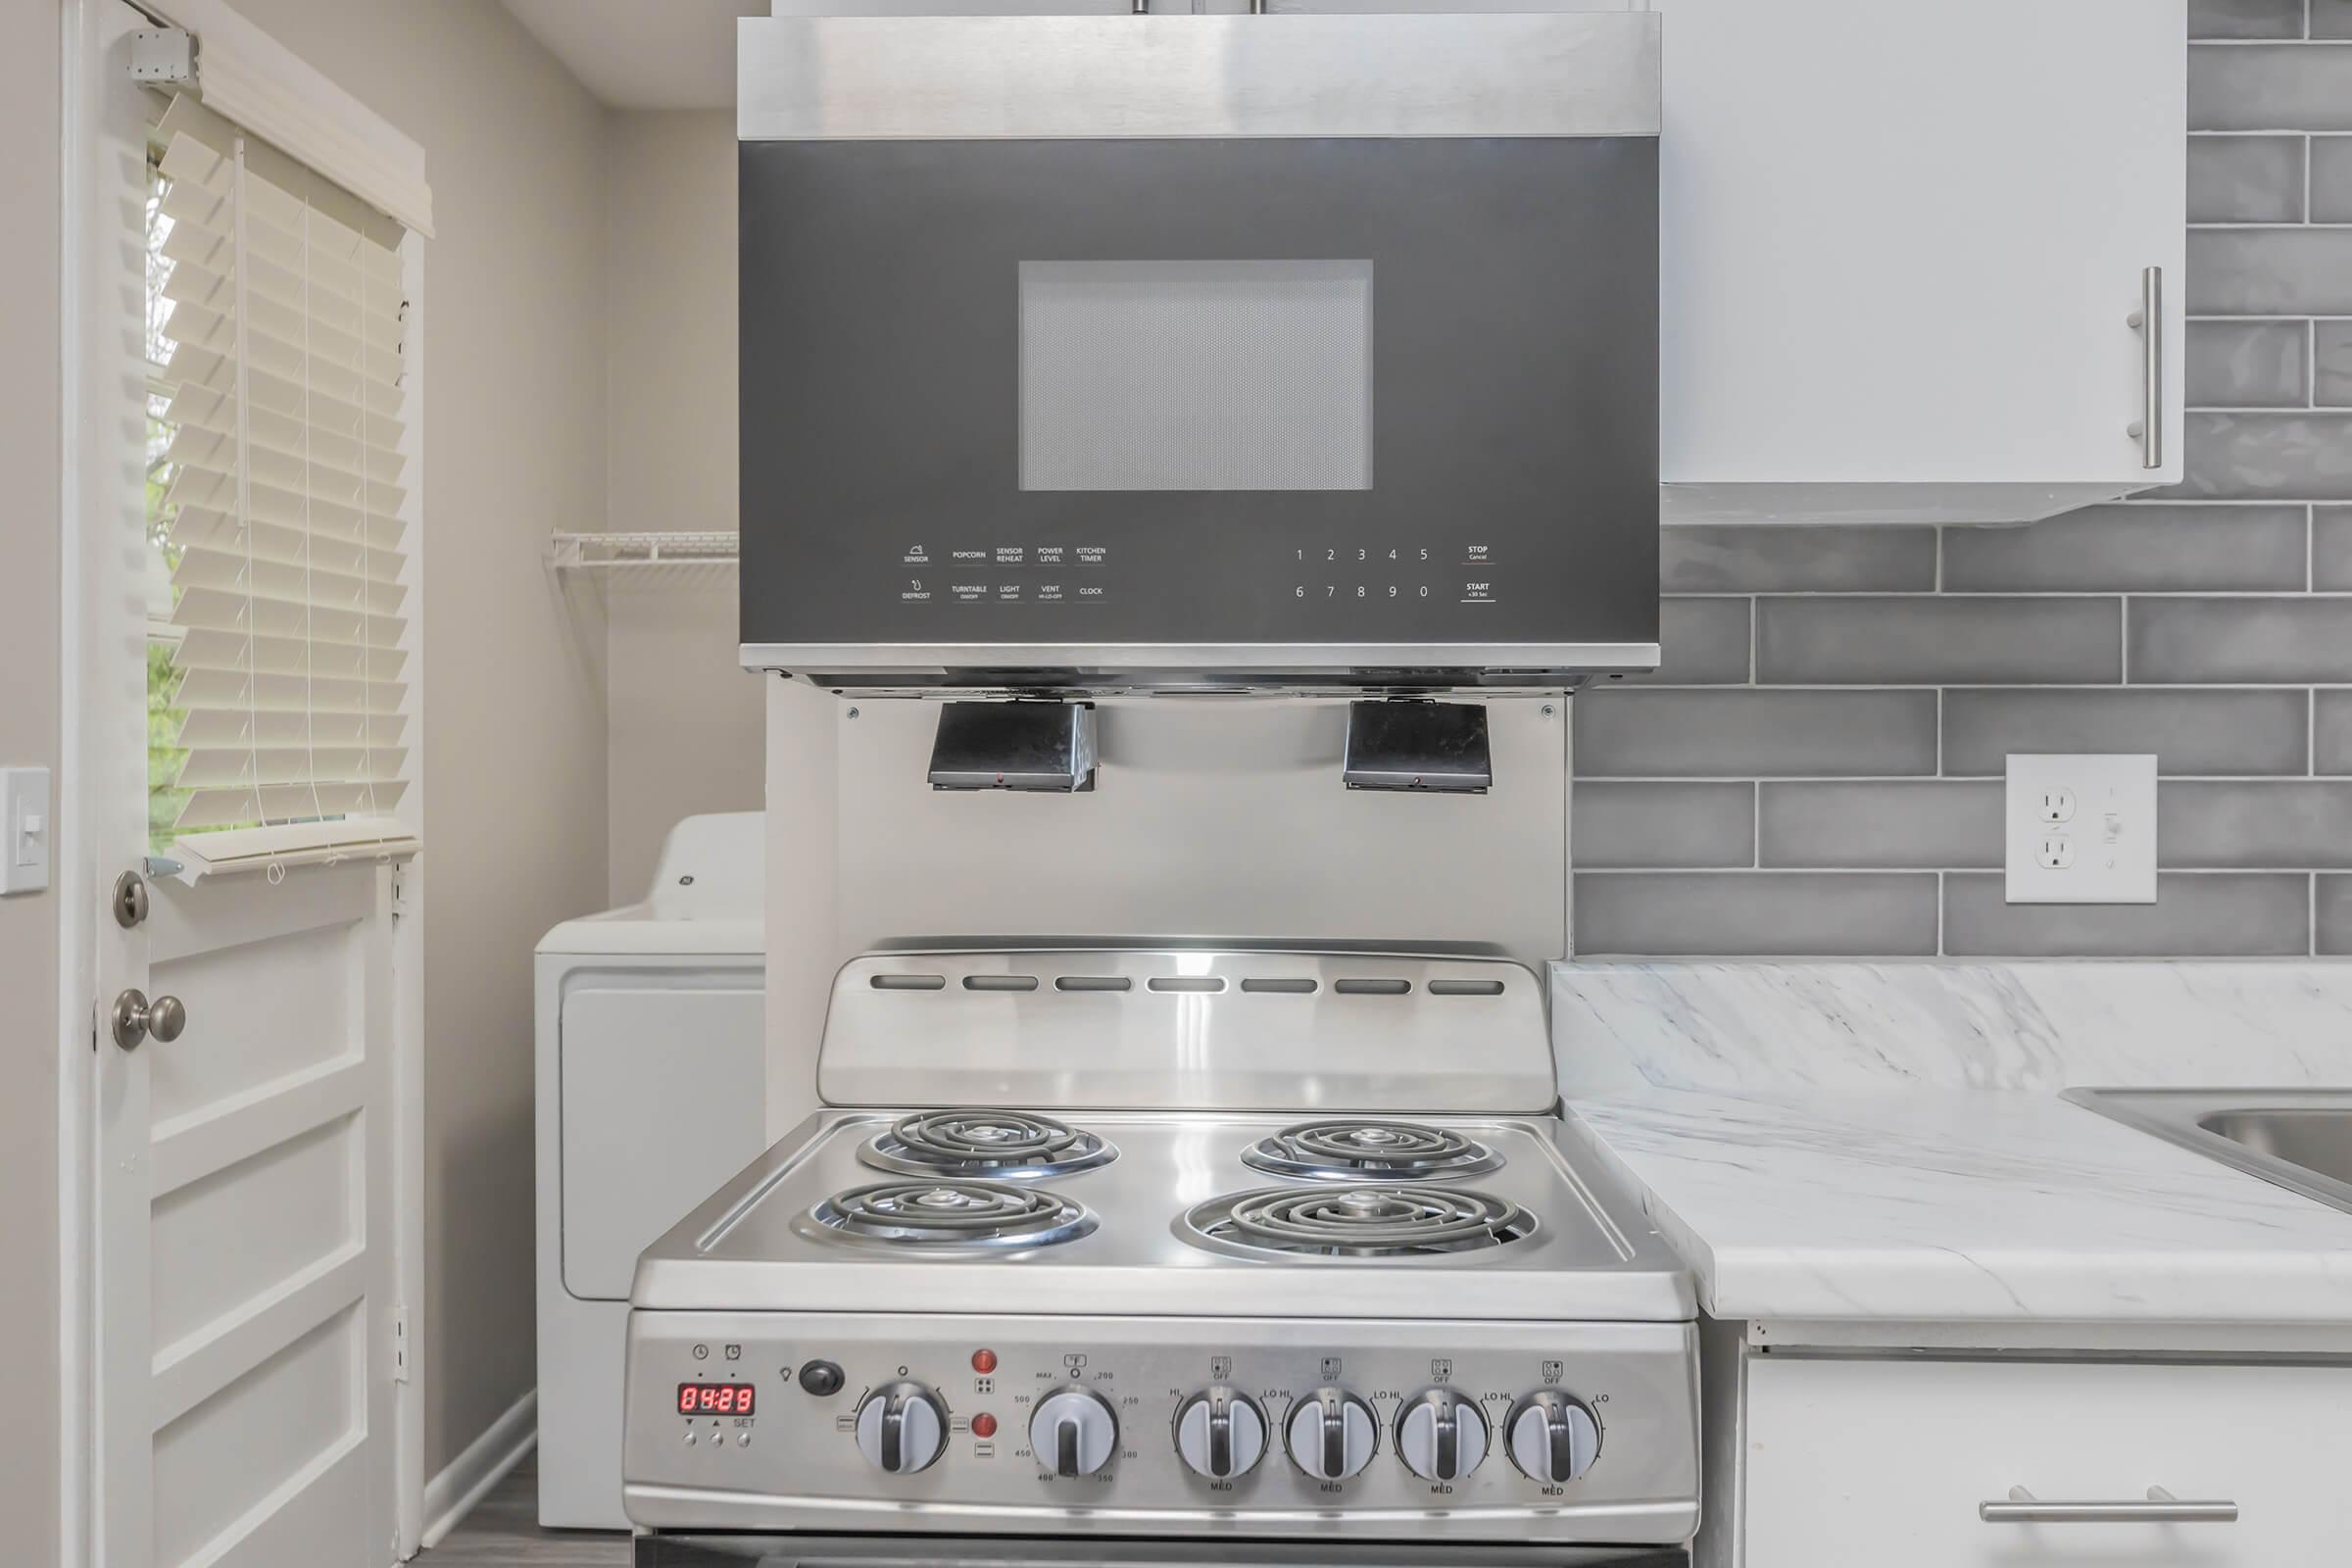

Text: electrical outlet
xmin=2005 ymin=754 xmax=2155 ymax=905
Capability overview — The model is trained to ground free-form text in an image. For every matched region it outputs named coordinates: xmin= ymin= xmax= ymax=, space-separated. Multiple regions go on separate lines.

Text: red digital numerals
xmin=676 ymin=1383 xmax=755 ymax=1416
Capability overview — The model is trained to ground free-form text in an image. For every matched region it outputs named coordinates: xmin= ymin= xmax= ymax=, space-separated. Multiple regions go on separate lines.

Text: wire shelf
xmin=547 ymin=530 xmax=741 ymax=572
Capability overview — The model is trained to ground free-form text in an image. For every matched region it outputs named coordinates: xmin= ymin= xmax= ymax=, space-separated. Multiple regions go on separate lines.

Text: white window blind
xmin=153 ymin=91 xmax=417 ymax=861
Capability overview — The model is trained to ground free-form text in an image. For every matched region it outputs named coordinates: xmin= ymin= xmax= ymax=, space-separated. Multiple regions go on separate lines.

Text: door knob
xmin=112 ymin=989 xmax=187 ymax=1051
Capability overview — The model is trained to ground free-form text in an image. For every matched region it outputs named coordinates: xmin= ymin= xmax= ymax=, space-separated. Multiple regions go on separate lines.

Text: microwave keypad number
xmin=1296 ymin=545 xmax=1499 ymax=609
xmin=886 ymin=544 xmax=1498 ymax=610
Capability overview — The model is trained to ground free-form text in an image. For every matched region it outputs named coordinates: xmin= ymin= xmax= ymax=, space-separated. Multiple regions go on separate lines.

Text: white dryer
xmin=533 ymin=811 xmax=767 ymax=1528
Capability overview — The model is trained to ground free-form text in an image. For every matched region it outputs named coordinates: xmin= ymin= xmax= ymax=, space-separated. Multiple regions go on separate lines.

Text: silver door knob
xmin=111 ymin=989 xmax=187 ymax=1051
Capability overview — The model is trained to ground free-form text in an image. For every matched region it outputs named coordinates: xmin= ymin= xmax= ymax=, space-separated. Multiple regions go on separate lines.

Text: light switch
xmin=1 ymin=767 xmax=51 ymax=895
xmin=2005 ymin=754 xmax=2155 ymax=904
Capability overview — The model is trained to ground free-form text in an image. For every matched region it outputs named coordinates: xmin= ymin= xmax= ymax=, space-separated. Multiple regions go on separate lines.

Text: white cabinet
xmin=1653 ymin=0 xmax=2186 ymax=521
xmin=1731 ymin=1354 xmax=2351 ymax=1566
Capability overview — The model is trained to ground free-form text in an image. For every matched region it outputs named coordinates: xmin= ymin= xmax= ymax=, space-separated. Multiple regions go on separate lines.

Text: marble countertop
xmin=1565 ymin=1086 xmax=2352 ymax=1325
xmin=1544 ymin=960 xmax=2352 ymax=1328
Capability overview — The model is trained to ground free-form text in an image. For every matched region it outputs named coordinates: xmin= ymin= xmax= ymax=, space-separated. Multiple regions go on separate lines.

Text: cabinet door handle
xmin=1981 ymin=1485 xmax=2236 ymax=1524
xmin=2127 ymin=266 xmax=2163 ymax=469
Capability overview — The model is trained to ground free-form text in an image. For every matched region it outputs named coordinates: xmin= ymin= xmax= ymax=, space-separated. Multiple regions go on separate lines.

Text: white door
xmin=76 ymin=5 xmax=404 ymax=1564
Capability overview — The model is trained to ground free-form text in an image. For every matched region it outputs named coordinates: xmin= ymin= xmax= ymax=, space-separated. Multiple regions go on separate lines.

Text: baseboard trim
xmin=419 ymin=1389 xmax=537 ymax=1550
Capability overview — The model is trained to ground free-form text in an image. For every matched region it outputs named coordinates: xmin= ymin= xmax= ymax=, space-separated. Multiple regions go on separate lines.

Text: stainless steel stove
xmin=621 ymin=952 xmax=1698 ymax=1566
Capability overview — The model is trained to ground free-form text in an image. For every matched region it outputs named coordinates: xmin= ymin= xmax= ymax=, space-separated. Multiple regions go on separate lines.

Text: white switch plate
xmin=2004 ymin=754 xmax=2155 ymax=905
xmin=0 ymin=766 xmax=52 ymax=895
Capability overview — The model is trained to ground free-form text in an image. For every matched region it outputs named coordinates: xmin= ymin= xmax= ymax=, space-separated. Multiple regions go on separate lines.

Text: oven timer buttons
xmin=1173 ymin=1386 xmax=1267 ymax=1480
xmin=1505 ymin=1391 xmax=1601 ymax=1485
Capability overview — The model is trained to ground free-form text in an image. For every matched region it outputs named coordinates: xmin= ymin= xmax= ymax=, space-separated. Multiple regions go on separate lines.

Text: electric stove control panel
xmin=622 ymin=1311 xmax=1699 ymax=1543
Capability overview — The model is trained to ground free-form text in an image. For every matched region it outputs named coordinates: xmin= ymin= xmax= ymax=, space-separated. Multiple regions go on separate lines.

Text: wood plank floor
xmin=424 ymin=1453 xmax=632 ymax=1567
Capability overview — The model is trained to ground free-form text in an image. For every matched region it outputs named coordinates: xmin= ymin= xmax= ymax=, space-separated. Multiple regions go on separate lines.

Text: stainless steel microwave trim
xmin=737 ymin=14 xmax=1661 ymax=141
xmin=743 ymin=642 xmax=1661 ymax=674
xmin=628 ymin=1534 xmax=1689 ymax=1567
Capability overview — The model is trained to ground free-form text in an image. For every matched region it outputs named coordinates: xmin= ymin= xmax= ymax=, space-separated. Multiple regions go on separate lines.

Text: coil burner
xmin=1242 ymin=1118 xmax=1505 ymax=1182
xmin=1182 ymin=1185 xmax=1536 ymax=1260
xmin=799 ymin=1179 xmax=1098 ymax=1251
xmin=862 ymin=1109 xmax=1117 ymax=1180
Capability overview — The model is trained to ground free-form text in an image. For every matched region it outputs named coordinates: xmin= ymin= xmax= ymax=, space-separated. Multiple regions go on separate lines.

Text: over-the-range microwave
xmin=737 ymin=10 xmax=1660 ymax=694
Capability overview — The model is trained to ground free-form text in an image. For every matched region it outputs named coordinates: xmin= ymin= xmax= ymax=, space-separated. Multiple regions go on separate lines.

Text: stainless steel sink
xmin=2066 ymin=1089 xmax=2352 ymax=1216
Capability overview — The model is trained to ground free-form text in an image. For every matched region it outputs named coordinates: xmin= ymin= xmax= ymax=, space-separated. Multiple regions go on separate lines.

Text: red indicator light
xmin=971 ymin=1348 xmax=998 ymax=1373
xmin=972 ymin=1412 xmax=998 ymax=1438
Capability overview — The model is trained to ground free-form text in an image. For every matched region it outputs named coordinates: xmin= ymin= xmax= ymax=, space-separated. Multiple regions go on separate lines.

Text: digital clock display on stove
xmin=677 ymin=1382 xmax=756 ymax=1416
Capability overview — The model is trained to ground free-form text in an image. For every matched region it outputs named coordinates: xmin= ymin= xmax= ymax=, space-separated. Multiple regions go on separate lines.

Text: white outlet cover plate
xmin=2005 ymin=753 xmax=2156 ymax=905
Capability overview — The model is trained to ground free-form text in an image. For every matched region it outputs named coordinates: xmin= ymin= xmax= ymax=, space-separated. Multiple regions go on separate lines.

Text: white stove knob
xmin=1395 ymin=1389 xmax=1489 ymax=1482
xmin=855 ymin=1382 xmax=947 ymax=1475
xmin=1174 ymin=1387 xmax=1267 ymax=1480
xmin=1506 ymin=1391 xmax=1600 ymax=1485
xmin=1285 ymin=1388 xmax=1376 ymax=1481
xmin=1030 ymin=1387 xmax=1119 ymax=1478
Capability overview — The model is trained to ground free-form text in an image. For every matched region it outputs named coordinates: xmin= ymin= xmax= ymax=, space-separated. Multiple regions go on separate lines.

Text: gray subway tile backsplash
xmin=1755 ymin=597 xmax=2122 ymax=685
xmin=2187 ymin=136 xmax=2305 ymax=222
xmin=1942 ymin=688 xmax=2311 ymax=776
xmin=2322 ymin=877 xmax=2352 ymax=956
xmin=2316 ymin=507 xmax=2352 ymax=589
xmin=2130 ymin=598 xmax=2352 ymax=683
xmin=1944 ymin=873 xmax=2312 ymax=956
xmin=1617 ymin=598 xmax=1750 ymax=685
xmin=1658 ymin=524 xmax=1936 ymax=594
xmin=2189 ymin=45 xmax=2352 ymax=132
xmin=2170 ymin=414 xmax=2352 ymax=499
xmin=2317 ymin=323 xmax=2352 ymax=408
xmin=1568 ymin=19 xmax=2345 ymax=961
xmin=2189 ymin=0 xmax=2307 ymax=38
xmin=2185 ymin=320 xmax=2308 ymax=408
xmin=2315 ymin=137 xmax=2352 ymax=221
xmin=2317 ymin=692 xmax=2352 ymax=774
xmin=1941 ymin=505 xmax=2307 ymax=592
xmin=1758 ymin=782 xmax=2003 ymax=869
xmin=1572 ymin=782 xmax=1754 ymax=869
xmin=1575 ymin=872 xmax=1940 ymax=957
xmin=2159 ymin=782 xmax=2352 ymax=867
xmin=2187 ymin=230 xmax=2352 ymax=315
xmin=1574 ymin=689 xmax=1938 ymax=779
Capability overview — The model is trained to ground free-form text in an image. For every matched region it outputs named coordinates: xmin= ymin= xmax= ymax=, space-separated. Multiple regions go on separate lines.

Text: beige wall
xmin=0 ymin=6 xmax=63 ymax=1561
xmin=220 ymin=0 xmax=612 ymax=1474
xmin=604 ymin=112 xmax=761 ymax=904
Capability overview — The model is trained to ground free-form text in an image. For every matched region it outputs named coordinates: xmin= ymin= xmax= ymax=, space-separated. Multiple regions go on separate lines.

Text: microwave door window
xmin=1017 ymin=260 xmax=1373 ymax=494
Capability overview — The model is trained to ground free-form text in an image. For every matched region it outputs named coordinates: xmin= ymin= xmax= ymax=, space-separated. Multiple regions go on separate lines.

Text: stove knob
xmin=1505 ymin=1391 xmax=1601 ymax=1485
xmin=854 ymin=1381 xmax=948 ymax=1475
xmin=1395 ymin=1389 xmax=1490 ymax=1483
xmin=1285 ymin=1388 xmax=1377 ymax=1481
xmin=1030 ymin=1387 xmax=1119 ymax=1478
xmin=1174 ymin=1387 xmax=1267 ymax=1480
